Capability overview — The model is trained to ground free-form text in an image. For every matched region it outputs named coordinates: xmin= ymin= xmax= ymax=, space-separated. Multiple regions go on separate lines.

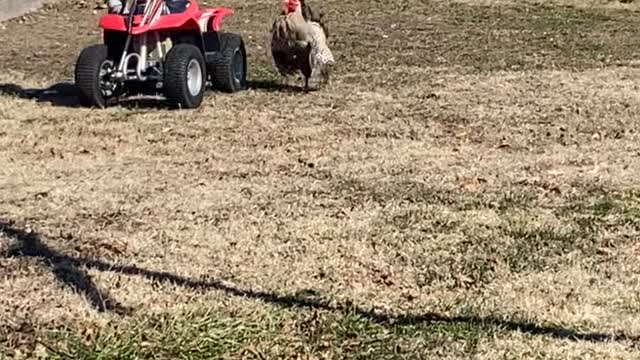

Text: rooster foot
xmin=304 ymin=77 xmax=310 ymax=92
xmin=323 ymin=65 xmax=333 ymax=82
xmin=307 ymin=66 xmax=328 ymax=91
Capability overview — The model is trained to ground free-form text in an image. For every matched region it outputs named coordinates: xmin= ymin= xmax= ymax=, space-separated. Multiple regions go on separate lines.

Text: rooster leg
xmin=320 ymin=66 xmax=331 ymax=87
xmin=304 ymin=76 xmax=310 ymax=92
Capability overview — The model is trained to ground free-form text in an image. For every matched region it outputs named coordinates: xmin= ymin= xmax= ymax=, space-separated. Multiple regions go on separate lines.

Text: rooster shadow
xmin=247 ymin=79 xmax=310 ymax=93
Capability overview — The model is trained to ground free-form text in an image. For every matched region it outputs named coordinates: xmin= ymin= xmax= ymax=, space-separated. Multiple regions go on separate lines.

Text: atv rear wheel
xmin=164 ymin=44 xmax=207 ymax=109
xmin=75 ymin=44 xmax=118 ymax=108
xmin=211 ymin=33 xmax=247 ymax=93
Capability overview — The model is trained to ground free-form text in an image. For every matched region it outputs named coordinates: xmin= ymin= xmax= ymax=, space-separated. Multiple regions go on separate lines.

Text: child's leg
xmin=106 ymin=0 xmax=123 ymax=13
xmin=165 ymin=0 xmax=189 ymax=13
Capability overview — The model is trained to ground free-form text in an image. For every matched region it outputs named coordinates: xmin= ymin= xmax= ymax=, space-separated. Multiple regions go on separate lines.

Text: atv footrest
xmin=205 ymin=52 xmax=220 ymax=64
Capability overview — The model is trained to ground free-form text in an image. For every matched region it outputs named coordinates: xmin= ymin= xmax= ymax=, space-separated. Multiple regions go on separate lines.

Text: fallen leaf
xmin=461 ymin=177 xmax=486 ymax=192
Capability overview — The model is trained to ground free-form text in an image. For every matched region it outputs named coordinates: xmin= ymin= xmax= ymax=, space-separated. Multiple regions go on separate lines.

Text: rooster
xmin=270 ymin=0 xmax=335 ymax=91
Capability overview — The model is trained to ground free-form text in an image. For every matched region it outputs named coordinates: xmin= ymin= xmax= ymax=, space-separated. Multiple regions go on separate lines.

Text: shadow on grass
xmin=1 ymin=220 xmax=130 ymax=315
xmin=0 ymin=82 xmax=81 ymax=108
xmin=0 ymin=80 xmax=309 ymax=110
xmin=246 ymin=79 xmax=306 ymax=93
xmin=0 ymin=82 xmax=173 ymax=110
xmin=1 ymin=219 xmax=637 ymax=344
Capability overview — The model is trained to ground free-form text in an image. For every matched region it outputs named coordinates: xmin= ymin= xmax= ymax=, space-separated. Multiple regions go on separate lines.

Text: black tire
xmin=75 ymin=44 xmax=116 ymax=108
xmin=164 ymin=44 xmax=206 ymax=109
xmin=211 ymin=33 xmax=247 ymax=93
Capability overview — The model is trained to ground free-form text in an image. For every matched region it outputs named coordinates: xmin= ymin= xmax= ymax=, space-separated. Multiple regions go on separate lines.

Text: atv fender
xmin=209 ymin=8 xmax=234 ymax=32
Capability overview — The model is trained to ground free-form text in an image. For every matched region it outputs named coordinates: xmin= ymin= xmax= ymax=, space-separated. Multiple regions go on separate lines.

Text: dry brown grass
xmin=451 ymin=0 xmax=640 ymax=10
xmin=2 ymin=0 xmax=640 ymax=358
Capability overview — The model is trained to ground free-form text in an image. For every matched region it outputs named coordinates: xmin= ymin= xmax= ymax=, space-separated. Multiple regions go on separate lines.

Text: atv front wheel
xmin=211 ymin=33 xmax=247 ymax=93
xmin=164 ymin=44 xmax=207 ymax=109
xmin=75 ymin=44 xmax=118 ymax=108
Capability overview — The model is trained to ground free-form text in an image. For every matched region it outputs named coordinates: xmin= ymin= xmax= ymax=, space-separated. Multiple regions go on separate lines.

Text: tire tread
xmin=211 ymin=33 xmax=246 ymax=93
xmin=75 ymin=44 xmax=110 ymax=108
xmin=164 ymin=43 xmax=206 ymax=109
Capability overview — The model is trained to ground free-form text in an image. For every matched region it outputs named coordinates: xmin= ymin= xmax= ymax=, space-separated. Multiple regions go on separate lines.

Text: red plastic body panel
xmin=99 ymin=1 xmax=234 ymax=35
xmin=209 ymin=8 xmax=234 ymax=32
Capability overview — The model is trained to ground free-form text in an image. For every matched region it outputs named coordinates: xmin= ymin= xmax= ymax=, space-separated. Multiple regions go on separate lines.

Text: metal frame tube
xmin=116 ymin=0 xmax=137 ymax=75
xmin=113 ymin=0 xmax=165 ymax=82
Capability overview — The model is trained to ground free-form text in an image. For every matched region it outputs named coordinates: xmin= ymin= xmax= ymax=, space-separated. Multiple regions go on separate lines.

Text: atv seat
xmin=129 ymin=0 xmax=190 ymax=15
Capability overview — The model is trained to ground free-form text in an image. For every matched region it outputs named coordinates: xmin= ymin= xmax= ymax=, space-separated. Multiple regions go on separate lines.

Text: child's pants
xmin=106 ymin=0 xmax=189 ymax=15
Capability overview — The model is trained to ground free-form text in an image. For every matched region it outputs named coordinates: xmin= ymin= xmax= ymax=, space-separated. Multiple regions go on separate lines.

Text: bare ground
xmin=2 ymin=0 xmax=640 ymax=358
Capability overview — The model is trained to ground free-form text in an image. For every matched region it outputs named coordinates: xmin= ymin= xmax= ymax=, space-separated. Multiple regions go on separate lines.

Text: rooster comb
xmin=283 ymin=0 xmax=300 ymax=14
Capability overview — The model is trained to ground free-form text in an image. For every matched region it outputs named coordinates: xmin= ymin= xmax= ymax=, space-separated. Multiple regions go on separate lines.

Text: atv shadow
xmin=0 ymin=80 xmax=314 ymax=110
xmin=0 ymin=82 xmax=81 ymax=108
xmin=115 ymin=96 xmax=174 ymax=110
xmin=0 ymin=82 xmax=173 ymax=110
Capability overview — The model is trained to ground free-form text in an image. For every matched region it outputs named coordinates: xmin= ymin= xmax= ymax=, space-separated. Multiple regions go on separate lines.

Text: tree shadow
xmin=1 ymin=218 xmax=637 ymax=344
xmin=1 ymin=220 xmax=129 ymax=314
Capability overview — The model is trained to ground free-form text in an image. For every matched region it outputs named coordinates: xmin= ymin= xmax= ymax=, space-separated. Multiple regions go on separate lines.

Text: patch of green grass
xmin=334 ymin=177 xmax=539 ymax=212
xmin=460 ymin=191 xmax=539 ymax=213
xmin=483 ymin=194 xmax=640 ymax=273
xmin=555 ymin=192 xmax=640 ymax=232
xmin=556 ymin=193 xmax=624 ymax=216
xmin=525 ymin=4 xmax=614 ymax=29
xmin=247 ymin=63 xmax=280 ymax=83
xmin=295 ymin=313 xmax=495 ymax=359
xmin=382 ymin=208 xmax=462 ymax=234
xmin=504 ymin=223 xmax=588 ymax=272
xmin=376 ymin=186 xmax=640 ymax=286
xmin=47 ymin=310 xmax=282 ymax=359
xmin=42 ymin=308 xmax=501 ymax=359
xmin=334 ymin=178 xmax=640 ymax=285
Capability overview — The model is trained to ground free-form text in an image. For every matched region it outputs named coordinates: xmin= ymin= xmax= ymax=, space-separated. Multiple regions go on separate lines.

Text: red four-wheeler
xmin=75 ymin=0 xmax=247 ymax=109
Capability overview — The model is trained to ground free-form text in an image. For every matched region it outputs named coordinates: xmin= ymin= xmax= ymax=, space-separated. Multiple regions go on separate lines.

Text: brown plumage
xmin=270 ymin=0 xmax=334 ymax=90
